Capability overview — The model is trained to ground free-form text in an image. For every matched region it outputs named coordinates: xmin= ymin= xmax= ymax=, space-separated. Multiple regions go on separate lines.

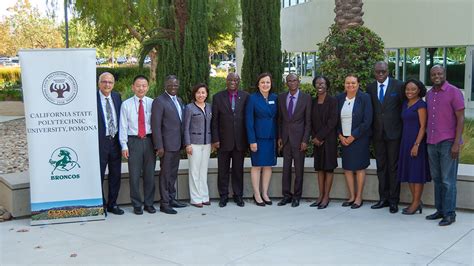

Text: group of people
xmin=97 ymin=61 xmax=464 ymax=227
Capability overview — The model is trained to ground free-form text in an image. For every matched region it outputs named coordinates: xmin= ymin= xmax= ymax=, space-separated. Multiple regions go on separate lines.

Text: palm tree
xmin=334 ymin=0 xmax=364 ymax=30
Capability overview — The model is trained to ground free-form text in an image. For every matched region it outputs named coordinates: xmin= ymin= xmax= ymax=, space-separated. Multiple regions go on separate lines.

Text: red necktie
xmin=138 ymin=99 xmax=145 ymax=138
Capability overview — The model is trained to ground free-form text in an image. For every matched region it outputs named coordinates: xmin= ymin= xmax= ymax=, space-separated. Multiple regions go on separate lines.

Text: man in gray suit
xmin=277 ymin=73 xmax=312 ymax=207
xmin=151 ymin=75 xmax=187 ymax=214
xmin=366 ymin=61 xmax=404 ymax=213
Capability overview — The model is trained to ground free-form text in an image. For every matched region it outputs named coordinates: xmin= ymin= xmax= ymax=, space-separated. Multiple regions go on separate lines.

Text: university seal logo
xmin=42 ymin=71 xmax=78 ymax=105
xmin=49 ymin=147 xmax=81 ymax=174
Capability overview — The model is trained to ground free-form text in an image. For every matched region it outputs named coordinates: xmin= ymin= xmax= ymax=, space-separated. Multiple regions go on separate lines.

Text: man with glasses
xmin=97 ymin=72 xmax=124 ymax=215
xmin=367 ymin=61 xmax=404 ymax=213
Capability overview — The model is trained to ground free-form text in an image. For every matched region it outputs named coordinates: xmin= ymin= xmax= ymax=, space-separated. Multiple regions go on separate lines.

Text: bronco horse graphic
xmin=49 ymin=149 xmax=81 ymax=174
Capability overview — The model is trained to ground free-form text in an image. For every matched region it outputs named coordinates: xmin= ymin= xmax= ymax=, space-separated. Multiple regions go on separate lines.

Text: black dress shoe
xmin=219 ymin=198 xmax=228 ymax=207
xmin=277 ymin=197 xmax=292 ymax=206
xmin=253 ymin=196 xmax=265 ymax=207
xmin=234 ymin=196 xmax=245 ymax=207
xmin=371 ymin=200 xmax=389 ymax=209
xmin=170 ymin=200 xmax=187 ymax=208
xmin=291 ymin=198 xmax=300 ymax=207
xmin=160 ymin=206 xmax=177 ymax=215
xmin=439 ymin=216 xmax=456 ymax=226
xmin=144 ymin=205 xmax=156 ymax=214
xmin=133 ymin=207 xmax=143 ymax=215
xmin=351 ymin=201 xmax=363 ymax=209
xmin=310 ymin=201 xmax=321 ymax=207
xmin=107 ymin=205 xmax=125 ymax=215
xmin=389 ymin=204 xmax=399 ymax=213
xmin=426 ymin=212 xmax=444 ymax=220
xmin=341 ymin=200 xmax=355 ymax=207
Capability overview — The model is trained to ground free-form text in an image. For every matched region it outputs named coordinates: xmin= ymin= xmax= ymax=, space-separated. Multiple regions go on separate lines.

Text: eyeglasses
xmin=100 ymin=80 xmax=114 ymax=85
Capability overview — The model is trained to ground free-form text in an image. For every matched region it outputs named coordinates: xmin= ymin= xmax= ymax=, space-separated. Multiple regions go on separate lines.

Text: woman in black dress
xmin=310 ymin=76 xmax=338 ymax=209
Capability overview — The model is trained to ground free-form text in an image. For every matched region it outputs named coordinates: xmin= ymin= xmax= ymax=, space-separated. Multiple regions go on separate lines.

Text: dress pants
xmin=99 ymin=136 xmax=122 ymax=208
xmin=187 ymin=144 xmax=211 ymax=204
xmin=128 ymin=136 xmax=156 ymax=208
xmin=159 ymin=150 xmax=181 ymax=206
xmin=373 ymin=138 xmax=401 ymax=204
xmin=282 ymin=143 xmax=305 ymax=199
xmin=217 ymin=149 xmax=244 ymax=198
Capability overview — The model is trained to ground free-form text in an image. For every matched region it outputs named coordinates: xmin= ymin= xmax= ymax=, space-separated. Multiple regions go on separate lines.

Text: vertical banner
xmin=19 ymin=49 xmax=105 ymax=225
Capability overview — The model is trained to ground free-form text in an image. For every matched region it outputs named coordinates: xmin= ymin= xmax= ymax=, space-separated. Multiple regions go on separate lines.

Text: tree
xmin=0 ymin=22 xmax=16 ymax=56
xmin=140 ymin=0 xmax=209 ymax=102
xmin=2 ymin=0 xmax=63 ymax=54
xmin=207 ymin=0 xmax=240 ymax=58
xmin=317 ymin=0 xmax=384 ymax=91
xmin=240 ymin=0 xmax=283 ymax=92
xmin=74 ymin=0 xmax=163 ymax=81
xmin=334 ymin=0 xmax=364 ymax=30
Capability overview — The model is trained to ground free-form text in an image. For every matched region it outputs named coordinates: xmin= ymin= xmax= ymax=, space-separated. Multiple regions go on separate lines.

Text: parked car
xmin=96 ymin=58 xmax=107 ymax=65
xmin=411 ymin=56 xmax=457 ymax=65
xmin=210 ymin=67 xmax=217 ymax=77
xmin=144 ymin=56 xmax=151 ymax=64
xmin=128 ymin=57 xmax=138 ymax=64
xmin=116 ymin=56 xmax=128 ymax=64
xmin=217 ymin=61 xmax=235 ymax=70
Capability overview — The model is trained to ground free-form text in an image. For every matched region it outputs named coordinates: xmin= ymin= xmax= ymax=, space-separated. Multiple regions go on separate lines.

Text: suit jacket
xmin=311 ymin=95 xmax=338 ymax=142
xmin=183 ymin=102 xmax=212 ymax=145
xmin=97 ymin=90 xmax=122 ymax=149
xmin=337 ymin=90 xmax=373 ymax=139
xmin=211 ymin=89 xmax=249 ymax=151
xmin=245 ymin=92 xmax=278 ymax=144
xmin=278 ymin=90 xmax=312 ymax=148
xmin=366 ymin=77 xmax=404 ymax=140
xmin=151 ymin=92 xmax=184 ymax=152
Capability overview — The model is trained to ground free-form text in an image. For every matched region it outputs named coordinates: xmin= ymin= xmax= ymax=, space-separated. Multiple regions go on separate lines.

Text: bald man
xmin=97 ymin=72 xmax=124 ymax=215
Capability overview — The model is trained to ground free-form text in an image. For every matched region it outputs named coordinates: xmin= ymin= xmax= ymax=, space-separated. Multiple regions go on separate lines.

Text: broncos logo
xmin=49 ymin=149 xmax=81 ymax=174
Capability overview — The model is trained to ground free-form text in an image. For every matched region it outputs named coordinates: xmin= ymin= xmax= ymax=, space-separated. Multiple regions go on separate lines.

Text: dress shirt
xmin=377 ymin=77 xmax=389 ymax=101
xmin=166 ymin=92 xmax=182 ymax=120
xmin=99 ymin=90 xmax=117 ymax=136
xmin=426 ymin=81 xmax=465 ymax=144
xmin=119 ymin=95 xmax=153 ymax=150
xmin=286 ymin=89 xmax=300 ymax=114
xmin=341 ymin=97 xmax=355 ymax=136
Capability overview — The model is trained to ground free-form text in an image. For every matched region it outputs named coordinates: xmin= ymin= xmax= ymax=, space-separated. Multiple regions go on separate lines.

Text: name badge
xmin=268 ymin=101 xmax=275 ymax=104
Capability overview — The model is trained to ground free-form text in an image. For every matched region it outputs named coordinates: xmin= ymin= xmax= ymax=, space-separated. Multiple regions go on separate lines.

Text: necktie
xmin=379 ymin=84 xmax=385 ymax=103
xmin=138 ymin=99 xmax=145 ymax=138
xmin=105 ymin=97 xmax=116 ymax=137
xmin=288 ymin=95 xmax=295 ymax=119
xmin=172 ymin=96 xmax=182 ymax=121
xmin=231 ymin=94 xmax=236 ymax=112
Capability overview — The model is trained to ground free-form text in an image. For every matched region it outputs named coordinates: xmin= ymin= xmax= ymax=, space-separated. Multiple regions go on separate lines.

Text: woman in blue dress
xmin=245 ymin=73 xmax=278 ymax=206
xmin=397 ymin=79 xmax=430 ymax=215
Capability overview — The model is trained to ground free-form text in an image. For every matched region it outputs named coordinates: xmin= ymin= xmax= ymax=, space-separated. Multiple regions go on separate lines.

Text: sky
xmin=0 ymin=0 xmax=66 ymax=22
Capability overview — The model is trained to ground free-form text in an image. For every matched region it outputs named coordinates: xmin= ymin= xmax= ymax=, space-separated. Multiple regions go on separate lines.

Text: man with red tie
xmin=119 ymin=75 xmax=157 ymax=215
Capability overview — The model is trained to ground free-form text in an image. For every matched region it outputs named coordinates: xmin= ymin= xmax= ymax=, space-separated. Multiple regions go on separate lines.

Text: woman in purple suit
xmin=397 ymin=79 xmax=430 ymax=215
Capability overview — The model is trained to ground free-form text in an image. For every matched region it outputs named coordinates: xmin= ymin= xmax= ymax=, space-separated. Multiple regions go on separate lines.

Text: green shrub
xmin=461 ymin=119 xmax=474 ymax=164
xmin=317 ymin=25 xmax=385 ymax=92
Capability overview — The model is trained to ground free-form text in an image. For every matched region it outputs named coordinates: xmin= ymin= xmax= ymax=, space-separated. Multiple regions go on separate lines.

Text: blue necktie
xmin=378 ymin=84 xmax=385 ymax=103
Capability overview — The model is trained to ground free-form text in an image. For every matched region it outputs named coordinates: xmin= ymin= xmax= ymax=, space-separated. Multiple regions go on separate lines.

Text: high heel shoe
xmin=262 ymin=197 xmax=273 ymax=205
xmin=253 ymin=195 xmax=265 ymax=207
xmin=402 ymin=204 xmax=422 ymax=215
xmin=310 ymin=201 xmax=322 ymax=207
xmin=341 ymin=200 xmax=355 ymax=207
xmin=351 ymin=201 xmax=363 ymax=209
xmin=318 ymin=201 xmax=329 ymax=209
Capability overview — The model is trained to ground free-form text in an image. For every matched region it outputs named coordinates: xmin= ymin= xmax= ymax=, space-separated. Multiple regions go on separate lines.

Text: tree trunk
xmin=149 ymin=49 xmax=157 ymax=83
xmin=334 ymin=0 xmax=364 ymax=30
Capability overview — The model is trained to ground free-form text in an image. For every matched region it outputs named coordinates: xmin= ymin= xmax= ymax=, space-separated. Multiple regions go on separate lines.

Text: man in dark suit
xmin=366 ymin=61 xmax=404 ymax=213
xmin=211 ymin=73 xmax=249 ymax=207
xmin=277 ymin=73 xmax=312 ymax=207
xmin=97 ymin=72 xmax=124 ymax=215
xmin=151 ymin=75 xmax=187 ymax=214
